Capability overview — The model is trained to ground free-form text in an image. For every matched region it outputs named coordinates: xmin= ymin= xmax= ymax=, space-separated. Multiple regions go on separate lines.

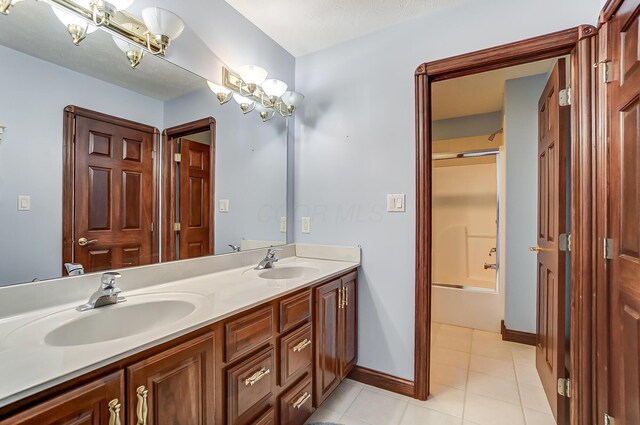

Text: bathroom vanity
xmin=0 ymin=245 xmax=360 ymax=424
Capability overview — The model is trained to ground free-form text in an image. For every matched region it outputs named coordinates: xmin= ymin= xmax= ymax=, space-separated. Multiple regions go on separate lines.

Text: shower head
xmin=488 ymin=128 xmax=504 ymax=141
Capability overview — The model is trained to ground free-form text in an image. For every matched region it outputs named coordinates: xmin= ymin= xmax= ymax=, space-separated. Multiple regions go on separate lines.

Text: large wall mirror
xmin=0 ymin=1 xmax=289 ymax=286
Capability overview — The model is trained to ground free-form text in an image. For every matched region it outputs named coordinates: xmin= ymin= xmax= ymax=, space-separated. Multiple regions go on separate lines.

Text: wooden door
xmin=340 ymin=273 xmax=357 ymax=379
xmin=535 ymin=58 xmax=569 ymax=422
xmin=179 ymin=138 xmax=212 ymax=259
xmin=0 ymin=372 xmax=123 ymax=425
xmin=126 ymin=333 xmax=216 ymax=425
xmin=314 ymin=278 xmax=342 ymax=406
xmin=68 ymin=108 xmax=158 ymax=273
xmin=609 ymin=2 xmax=640 ymax=423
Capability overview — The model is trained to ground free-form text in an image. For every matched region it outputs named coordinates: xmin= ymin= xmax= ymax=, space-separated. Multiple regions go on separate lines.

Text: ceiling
xmin=224 ymin=0 xmax=461 ymax=57
xmin=0 ymin=1 xmax=204 ymax=101
xmin=431 ymin=59 xmax=559 ymax=121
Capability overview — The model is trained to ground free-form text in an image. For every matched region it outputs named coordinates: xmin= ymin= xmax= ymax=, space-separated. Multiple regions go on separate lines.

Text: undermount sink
xmin=45 ymin=299 xmax=196 ymax=347
xmin=257 ymin=265 xmax=318 ymax=280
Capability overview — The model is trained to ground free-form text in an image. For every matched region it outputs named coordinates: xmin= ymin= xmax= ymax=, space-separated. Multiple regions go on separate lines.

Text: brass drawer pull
xmin=293 ymin=392 xmax=311 ymax=409
xmin=338 ymin=287 xmax=343 ymax=309
xmin=245 ymin=367 xmax=270 ymax=386
xmin=292 ymin=338 xmax=312 ymax=352
xmin=108 ymin=399 xmax=121 ymax=425
xmin=136 ymin=386 xmax=148 ymax=425
xmin=344 ymin=287 xmax=348 ymax=307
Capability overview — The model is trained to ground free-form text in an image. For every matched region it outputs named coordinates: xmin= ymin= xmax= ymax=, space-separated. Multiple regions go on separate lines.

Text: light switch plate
xmin=17 ymin=195 xmax=30 ymax=211
xmin=219 ymin=199 xmax=229 ymax=213
xmin=280 ymin=217 xmax=287 ymax=233
xmin=387 ymin=194 xmax=406 ymax=212
xmin=301 ymin=217 xmax=311 ymax=234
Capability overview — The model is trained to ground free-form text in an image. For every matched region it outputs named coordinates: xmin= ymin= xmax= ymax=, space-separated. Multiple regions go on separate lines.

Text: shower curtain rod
xmin=432 ymin=149 xmax=499 ymax=161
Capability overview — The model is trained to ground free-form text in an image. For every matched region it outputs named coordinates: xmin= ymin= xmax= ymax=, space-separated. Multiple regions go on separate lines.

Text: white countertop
xmin=0 ymin=244 xmax=360 ymax=408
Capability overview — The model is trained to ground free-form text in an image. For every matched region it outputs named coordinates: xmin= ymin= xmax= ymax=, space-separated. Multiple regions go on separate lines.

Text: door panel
xmin=179 ymin=138 xmax=212 ymax=259
xmin=610 ymin=1 xmax=640 ymax=423
xmin=314 ymin=278 xmax=341 ymax=406
xmin=73 ymin=113 xmax=157 ymax=272
xmin=535 ymin=58 xmax=568 ymax=422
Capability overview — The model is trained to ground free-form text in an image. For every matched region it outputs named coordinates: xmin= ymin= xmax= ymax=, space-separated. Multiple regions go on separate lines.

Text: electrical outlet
xmin=280 ymin=217 xmax=287 ymax=233
xmin=301 ymin=217 xmax=311 ymax=234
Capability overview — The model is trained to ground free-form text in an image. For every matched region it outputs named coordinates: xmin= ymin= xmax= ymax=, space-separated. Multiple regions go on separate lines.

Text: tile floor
xmin=305 ymin=322 xmax=556 ymax=425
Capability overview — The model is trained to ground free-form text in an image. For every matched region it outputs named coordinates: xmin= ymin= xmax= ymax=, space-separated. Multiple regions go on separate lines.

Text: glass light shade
xmin=233 ymin=93 xmax=254 ymax=107
xmin=10 ymin=0 xmax=23 ymax=5
xmin=207 ymin=81 xmax=231 ymax=96
xmin=254 ymin=103 xmax=269 ymax=113
xmin=238 ymin=65 xmax=267 ymax=86
xmin=104 ymin=0 xmax=134 ymax=11
xmin=262 ymin=79 xmax=288 ymax=98
xmin=52 ymin=2 xmax=98 ymax=33
xmin=112 ymin=22 xmax=137 ymax=52
xmin=141 ymin=7 xmax=184 ymax=40
xmin=281 ymin=91 xmax=305 ymax=108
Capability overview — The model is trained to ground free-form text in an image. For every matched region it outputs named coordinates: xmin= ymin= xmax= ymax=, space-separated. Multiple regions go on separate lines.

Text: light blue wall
xmin=0 ymin=45 xmax=164 ymax=286
xmin=433 ymin=112 xmax=503 ymax=141
xmin=164 ymin=89 xmax=288 ymax=253
xmin=503 ymin=73 xmax=549 ymax=333
xmin=294 ymin=0 xmax=600 ymax=380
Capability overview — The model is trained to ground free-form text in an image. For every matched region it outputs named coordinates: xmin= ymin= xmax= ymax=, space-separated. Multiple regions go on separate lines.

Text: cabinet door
xmin=0 ymin=371 xmax=124 ymax=425
xmin=126 ymin=332 xmax=216 ymax=425
xmin=279 ymin=377 xmax=313 ymax=425
xmin=314 ymin=278 xmax=342 ymax=405
xmin=340 ymin=273 xmax=358 ymax=379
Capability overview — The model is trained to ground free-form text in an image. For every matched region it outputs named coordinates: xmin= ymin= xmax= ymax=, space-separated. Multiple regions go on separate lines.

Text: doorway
xmin=62 ymin=106 xmax=160 ymax=274
xmin=162 ymin=117 xmax=216 ymax=261
xmin=414 ymin=26 xmax=598 ymax=425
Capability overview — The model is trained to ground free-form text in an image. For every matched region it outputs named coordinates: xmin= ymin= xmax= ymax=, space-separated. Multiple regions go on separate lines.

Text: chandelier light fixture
xmin=0 ymin=0 xmax=185 ymax=61
xmin=208 ymin=66 xmax=304 ymax=122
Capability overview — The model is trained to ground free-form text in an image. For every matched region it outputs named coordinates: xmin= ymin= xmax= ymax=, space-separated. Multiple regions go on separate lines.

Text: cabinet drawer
xmin=279 ymin=323 xmax=313 ymax=387
xmin=253 ymin=408 xmax=275 ymax=425
xmin=226 ymin=306 xmax=274 ymax=362
xmin=226 ymin=346 xmax=275 ymax=425
xmin=279 ymin=376 xmax=314 ymax=425
xmin=279 ymin=290 xmax=312 ymax=333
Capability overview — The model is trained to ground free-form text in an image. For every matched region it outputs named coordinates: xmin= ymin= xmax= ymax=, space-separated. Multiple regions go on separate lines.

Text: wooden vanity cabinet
xmin=126 ymin=332 xmax=216 ymax=425
xmin=314 ymin=270 xmax=358 ymax=406
xmin=0 ymin=268 xmax=358 ymax=425
xmin=0 ymin=371 xmax=124 ymax=425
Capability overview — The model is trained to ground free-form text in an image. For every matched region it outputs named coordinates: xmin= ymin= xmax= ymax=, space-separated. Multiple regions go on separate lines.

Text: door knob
xmin=529 ymin=246 xmax=542 ymax=252
xmin=78 ymin=237 xmax=98 ymax=247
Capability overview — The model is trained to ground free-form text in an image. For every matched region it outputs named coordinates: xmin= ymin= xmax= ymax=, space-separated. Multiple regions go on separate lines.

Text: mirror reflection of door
xmin=163 ymin=118 xmax=216 ymax=261
xmin=62 ymin=106 xmax=160 ymax=274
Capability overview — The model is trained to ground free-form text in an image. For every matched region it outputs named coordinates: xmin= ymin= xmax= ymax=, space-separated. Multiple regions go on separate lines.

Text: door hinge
xmin=604 ymin=238 xmax=613 ymax=260
xmin=595 ymin=60 xmax=613 ymax=84
xmin=604 ymin=413 xmax=615 ymax=425
xmin=559 ymin=88 xmax=571 ymax=106
xmin=559 ymin=233 xmax=571 ymax=252
xmin=150 ymin=222 xmax=154 ymax=232
xmin=557 ymin=378 xmax=570 ymax=397
xmin=174 ymin=153 xmax=182 ymax=162
xmin=151 ymin=150 xmax=156 ymax=159
xmin=174 ymin=222 xmax=181 ymax=231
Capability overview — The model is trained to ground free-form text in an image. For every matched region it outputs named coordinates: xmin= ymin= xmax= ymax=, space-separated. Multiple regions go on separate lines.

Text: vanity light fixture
xmin=51 ymin=0 xmax=98 ymax=45
xmin=209 ymin=66 xmax=304 ymax=122
xmin=112 ymin=23 xmax=144 ymax=68
xmin=0 ymin=0 xmax=22 ymax=15
xmin=233 ymin=93 xmax=256 ymax=114
xmin=141 ymin=7 xmax=184 ymax=56
xmin=207 ymin=81 xmax=233 ymax=105
xmin=42 ymin=0 xmax=182 ymax=56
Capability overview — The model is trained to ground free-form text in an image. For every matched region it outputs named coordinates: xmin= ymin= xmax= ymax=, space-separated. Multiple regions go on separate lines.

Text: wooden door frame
xmin=414 ymin=26 xmax=598 ymax=424
xmin=162 ymin=117 xmax=217 ymax=261
xmin=62 ymin=105 xmax=161 ymax=274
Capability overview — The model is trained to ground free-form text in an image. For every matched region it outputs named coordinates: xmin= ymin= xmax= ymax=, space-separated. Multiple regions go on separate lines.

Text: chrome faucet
xmin=255 ymin=248 xmax=280 ymax=270
xmin=77 ymin=272 xmax=126 ymax=311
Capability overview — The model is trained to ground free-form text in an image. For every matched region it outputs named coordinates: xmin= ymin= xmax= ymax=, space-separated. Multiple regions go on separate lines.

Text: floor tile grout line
xmin=510 ymin=342 xmax=529 ymax=425
xmin=459 ymin=327 xmax=476 ymax=422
